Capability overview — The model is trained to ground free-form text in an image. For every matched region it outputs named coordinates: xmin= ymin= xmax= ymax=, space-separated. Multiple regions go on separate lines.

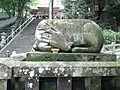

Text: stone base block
xmin=26 ymin=52 xmax=116 ymax=61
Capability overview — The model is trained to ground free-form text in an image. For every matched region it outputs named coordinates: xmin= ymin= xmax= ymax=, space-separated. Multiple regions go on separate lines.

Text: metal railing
xmin=0 ymin=16 xmax=34 ymax=53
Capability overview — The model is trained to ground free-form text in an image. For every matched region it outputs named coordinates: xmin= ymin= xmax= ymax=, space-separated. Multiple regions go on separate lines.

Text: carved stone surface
xmin=26 ymin=52 xmax=116 ymax=61
xmin=12 ymin=61 xmax=120 ymax=77
xmin=25 ymin=77 xmax=39 ymax=90
xmin=0 ymin=63 xmax=11 ymax=79
xmin=11 ymin=61 xmax=120 ymax=89
xmin=0 ymin=80 xmax=7 ymax=90
xmin=33 ymin=19 xmax=104 ymax=53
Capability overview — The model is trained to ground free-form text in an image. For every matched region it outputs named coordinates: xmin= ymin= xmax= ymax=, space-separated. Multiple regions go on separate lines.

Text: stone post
xmin=6 ymin=50 xmax=10 ymax=57
xmin=49 ymin=0 xmax=54 ymax=19
xmin=0 ymin=32 xmax=7 ymax=48
xmin=0 ymin=63 xmax=11 ymax=90
xmin=85 ymin=77 xmax=101 ymax=90
xmin=0 ymin=80 xmax=7 ymax=90
xmin=57 ymin=77 xmax=72 ymax=90
xmin=112 ymin=42 xmax=115 ymax=54
xmin=25 ymin=77 xmax=39 ymax=90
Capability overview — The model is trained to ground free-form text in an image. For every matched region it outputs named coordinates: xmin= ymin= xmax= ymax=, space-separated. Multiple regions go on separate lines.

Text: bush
xmin=102 ymin=29 xmax=120 ymax=44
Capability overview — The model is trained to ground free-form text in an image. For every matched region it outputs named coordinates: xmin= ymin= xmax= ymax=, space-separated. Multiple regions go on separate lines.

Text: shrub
xmin=102 ymin=29 xmax=120 ymax=44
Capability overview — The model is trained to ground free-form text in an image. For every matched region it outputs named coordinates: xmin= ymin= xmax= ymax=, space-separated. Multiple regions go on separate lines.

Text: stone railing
xmin=0 ymin=52 xmax=120 ymax=90
xmin=0 ymin=16 xmax=34 ymax=53
xmin=101 ymin=42 xmax=120 ymax=58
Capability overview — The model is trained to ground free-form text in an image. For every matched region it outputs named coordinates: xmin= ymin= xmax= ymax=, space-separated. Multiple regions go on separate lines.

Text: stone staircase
xmin=0 ymin=19 xmax=41 ymax=57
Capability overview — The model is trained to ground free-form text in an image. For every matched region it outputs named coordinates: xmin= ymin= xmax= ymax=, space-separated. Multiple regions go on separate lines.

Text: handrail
xmin=0 ymin=16 xmax=34 ymax=53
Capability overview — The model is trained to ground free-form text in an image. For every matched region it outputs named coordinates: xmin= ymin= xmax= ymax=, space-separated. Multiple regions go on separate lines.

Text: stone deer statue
xmin=33 ymin=19 xmax=104 ymax=53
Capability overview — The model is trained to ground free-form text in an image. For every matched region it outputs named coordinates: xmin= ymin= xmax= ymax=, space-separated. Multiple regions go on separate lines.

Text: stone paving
xmin=0 ymin=19 xmax=41 ymax=57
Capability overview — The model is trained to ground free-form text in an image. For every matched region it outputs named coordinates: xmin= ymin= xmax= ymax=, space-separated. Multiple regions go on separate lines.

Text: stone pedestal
xmin=26 ymin=52 xmax=116 ymax=61
xmin=11 ymin=52 xmax=119 ymax=90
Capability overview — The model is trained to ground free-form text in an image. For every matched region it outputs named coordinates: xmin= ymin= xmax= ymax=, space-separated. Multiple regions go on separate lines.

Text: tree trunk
xmin=13 ymin=4 xmax=16 ymax=17
xmin=17 ymin=1 xmax=23 ymax=19
xmin=49 ymin=0 xmax=54 ymax=19
xmin=3 ymin=7 xmax=11 ymax=18
xmin=97 ymin=0 xmax=101 ymax=20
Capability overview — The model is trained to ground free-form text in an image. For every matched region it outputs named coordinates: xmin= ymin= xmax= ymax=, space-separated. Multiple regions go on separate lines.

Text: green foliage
xmin=102 ymin=29 xmax=120 ymax=44
xmin=62 ymin=0 xmax=120 ymax=30
xmin=106 ymin=0 xmax=120 ymax=23
xmin=62 ymin=0 xmax=89 ymax=19
xmin=0 ymin=0 xmax=13 ymax=17
xmin=0 ymin=0 xmax=36 ymax=18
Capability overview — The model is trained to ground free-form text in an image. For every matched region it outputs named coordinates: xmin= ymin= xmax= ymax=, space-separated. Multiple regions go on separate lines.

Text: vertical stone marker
xmin=25 ymin=77 xmax=39 ymax=90
xmin=0 ymin=63 xmax=11 ymax=90
xmin=0 ymin=80 xmax=7 ymax=90
xmin=85 ymin=77 xmax=101 ymax=90
xmin=57 ymin=77 xmax=72 ymax=90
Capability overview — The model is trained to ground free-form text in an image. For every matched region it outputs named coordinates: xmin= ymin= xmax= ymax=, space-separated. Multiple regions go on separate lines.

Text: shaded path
xmin=0 ymin=19 xmax=41 ymax=57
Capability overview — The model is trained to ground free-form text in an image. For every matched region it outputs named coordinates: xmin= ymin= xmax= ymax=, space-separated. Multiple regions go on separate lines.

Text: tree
xmin=0 ymin=0 xmax=13 ymax=18
xmin=62 ymin=0 xmax=89 ymax=19
xmin=15 ymin=0 xmax=32 ymax=19
xmin=96 ymin=0 xmax=105 ymax=20
xmin=0 ymin=0 xmax=36 ymax=19
xmin=105 ymin=0 xmax=120 ymax=31
xmin=62 ymin=0 xmax=107 ymax=20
